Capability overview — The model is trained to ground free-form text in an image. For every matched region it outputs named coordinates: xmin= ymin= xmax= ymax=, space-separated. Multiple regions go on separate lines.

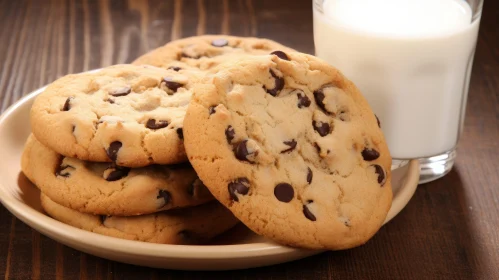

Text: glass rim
xmin=312 ymin=0 xmax=483 ymax=40
xmin=313 ymin=0 xmax=484 ymax=21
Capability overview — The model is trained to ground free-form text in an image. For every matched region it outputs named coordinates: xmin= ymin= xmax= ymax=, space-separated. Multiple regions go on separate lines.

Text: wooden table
xmin=0 ymin=0 xmax=497 ymax=279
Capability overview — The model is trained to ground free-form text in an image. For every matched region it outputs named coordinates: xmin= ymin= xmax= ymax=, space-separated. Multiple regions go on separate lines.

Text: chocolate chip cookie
xmin=183 ymin=52 xmax=392 ymax=250
xmin=40 ymin=193 xmax=239 ymax=245
xmin=132 ymin=35 xmax=297 ymax=71
xmin=30 ymin=64 xmax=204 ymax=167
xmin=22 ymin=135 xmax=213 ymax=216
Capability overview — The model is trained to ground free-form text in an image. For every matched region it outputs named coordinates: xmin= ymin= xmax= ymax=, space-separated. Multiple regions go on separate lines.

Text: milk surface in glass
xmin=313 ymin=0 xmax=480 ymax=159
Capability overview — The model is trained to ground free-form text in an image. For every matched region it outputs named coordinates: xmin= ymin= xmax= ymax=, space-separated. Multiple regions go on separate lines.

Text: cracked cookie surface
xmin=183 ymin=52 xmax=392 ymax=250
xmin=40 ymin=193 xmax=239 ymax=244
xmin=22 ymin=135 xmax=214 ymax=216
xmin=132 ymin=35 xmax=297 ymax=71
xmin=30 ymin=64 xmax=205 ymax=167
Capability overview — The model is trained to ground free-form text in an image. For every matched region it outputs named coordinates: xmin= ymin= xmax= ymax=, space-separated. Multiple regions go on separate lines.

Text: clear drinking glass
xmin=312 ymin=0 xmax=483 ymax=184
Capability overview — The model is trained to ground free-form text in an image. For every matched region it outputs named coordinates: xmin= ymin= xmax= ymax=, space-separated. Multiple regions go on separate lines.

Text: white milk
xmin=313 ymin=0 xmax=480 ymax=159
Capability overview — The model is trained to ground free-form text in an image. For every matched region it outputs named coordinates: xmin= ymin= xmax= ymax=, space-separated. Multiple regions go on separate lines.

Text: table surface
xmin=0 ymin=0 xmax=497 ymax=279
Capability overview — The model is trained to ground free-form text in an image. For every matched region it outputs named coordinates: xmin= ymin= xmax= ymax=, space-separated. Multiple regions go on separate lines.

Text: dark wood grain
xmin=0 ymin=0 xmax=498 ymax=279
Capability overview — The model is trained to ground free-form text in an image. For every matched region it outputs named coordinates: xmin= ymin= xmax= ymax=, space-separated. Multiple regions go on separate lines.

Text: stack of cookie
xmin=22 ymin=35 xmax=393 ymax=250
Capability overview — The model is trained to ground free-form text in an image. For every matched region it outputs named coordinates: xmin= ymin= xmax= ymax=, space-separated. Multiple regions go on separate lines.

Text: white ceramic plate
xmin=0 ymin=86 xmax=420 ymax=271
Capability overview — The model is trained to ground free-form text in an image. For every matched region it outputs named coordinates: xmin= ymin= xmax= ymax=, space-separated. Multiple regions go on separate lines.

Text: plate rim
xmin=0 ymin=85 xmax=420 ymax=261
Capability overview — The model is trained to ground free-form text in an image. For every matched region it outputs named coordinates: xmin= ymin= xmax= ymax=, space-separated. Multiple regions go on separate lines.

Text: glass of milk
xmin=313 ymin=0 xmax=483 ymax=184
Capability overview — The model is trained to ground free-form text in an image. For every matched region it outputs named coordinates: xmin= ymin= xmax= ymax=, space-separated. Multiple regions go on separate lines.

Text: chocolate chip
xmin=274 ymin=183 xmax=294 ymax=202
xmin=265 ymin=69 xmax=284 ymax=96
xmin=212 ymin=38 xmax=229 ymax=47
xmin=233 ymin=140 xmax=255 ymax=163
xmin=100 ymin=215 xmax=107 ymax=223
xmin=362 ymin=148 xmax=380 ymax=161
xmin=106 ymin=98 xmax=115 ymax=104
xmin=228 ymin=178 xmax=250 ymax=202
xmin=55 ymin=164 xmax=73 ymax=177
xmin=297 ymin=92 xmax=311 ymax=108
xmin=157 ymin=190 xmax=171 ymax=208
xmin=281 ymin=139 xmax=297 ymax=153
xmin=161 ymin=77 xmax=184 ymax=92
xmin=375 ymin=115 xmax=381 ymax=127
xmin=209 ymin=106 xmax=217 ymax=115
xmin=176 ymin=128 xmax=183 ymax=139
xmin=62 ymin=97 xmax=73 ymax=111
xmin=307 ymin=167 xmax=313 ymax=184
xmin=313 ymin=88 xmax=331 ymax=115
xmin=225 ymin=126 xmax=235 ymax=144
xmin=373 ymin=164 xmax=386 ymax=186
xmin=188 ymin=178 xmax=206 ymax=197
xmin=303 ymin=201 xmax=317 ymax=221
xmin=168 ymin=66 xmax=182 ymax=72
xmin=109 ymin=86 xmax=131 ymax=97
xmin=106 ymin=141 xmax=122 ymax=161
xmin=312 ymin=120 xmax=330 ymax=137
xmin=270 ymin=50 xmax=289 ymax=60
xmin=146 ymin=119 xmax=169 ymax=130
xmin=104 ymin=166 xmax=130 ymax=181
